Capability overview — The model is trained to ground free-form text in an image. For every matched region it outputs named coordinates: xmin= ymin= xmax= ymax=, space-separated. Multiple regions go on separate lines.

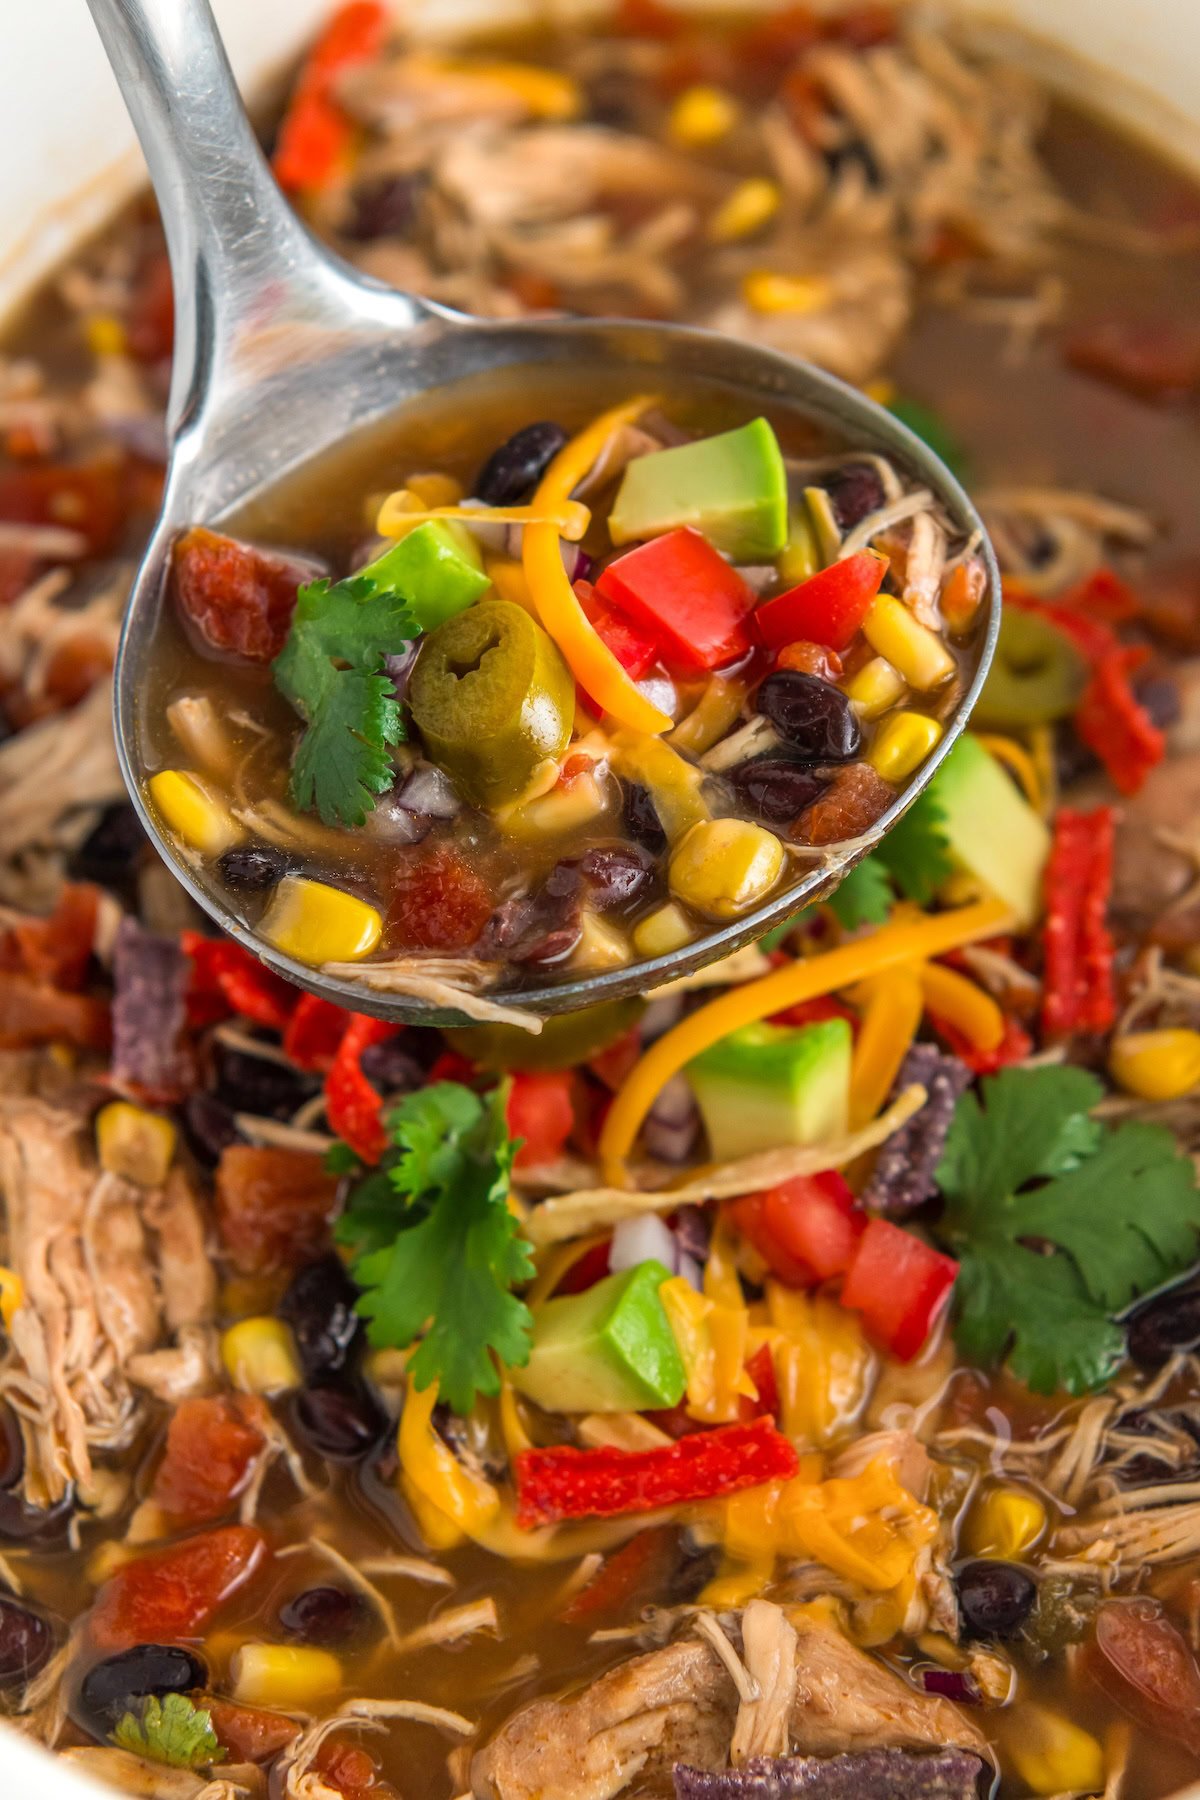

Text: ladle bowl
xmin=88 ymin=0 xmax=1001 ymax=1026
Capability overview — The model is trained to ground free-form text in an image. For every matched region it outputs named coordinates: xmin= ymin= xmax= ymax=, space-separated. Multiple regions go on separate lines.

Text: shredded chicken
xmin=729 ymin=1601 xmax=797 ymax=1764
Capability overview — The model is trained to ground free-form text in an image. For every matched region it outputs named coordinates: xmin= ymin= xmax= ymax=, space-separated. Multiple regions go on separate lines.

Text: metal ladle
xmin=88 ymin=0 xmax=1000 ymax=1027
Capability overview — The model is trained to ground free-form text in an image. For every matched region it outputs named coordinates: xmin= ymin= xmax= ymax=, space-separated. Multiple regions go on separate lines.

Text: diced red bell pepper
xmin=928 ymin=1011 xmax=1033 ymax=1075
xmin=0 ymin=973 xmax=110 ymax=1052
xmin=507 ymin=1070 xmax=576 ymax=1171
xmin=576 ymin=579 xmax=660 ymax=680
xmin=172 ymin=527 xmax=308 ymax=664
xmin=561 ymin=1524 xmax=677 ymax=1623
xmin=284 ymin=991 xmax=352 ymax=1073
xmin=273 ymin=2 xmax=389 ymax=195
xmin=204 ymin=1697 xmax=299 ymax=1765
xmin=1041 ymin=806 xmax=1117 ymax=1039
xmin=181 ymin=930 xmax=298 ymax=1032
xmin=152 ymin=1394 xmax=268 ymax=1525
xmin=755 ymin=550 xmax=887 ymax=653
xmin=88 ymin=1524 xmax=268 ymax=1650
xmin=515 ymin=1415 xmax=798 ymax=1529
xmin=840 ymin=1218 xmax=958 ymax=1362
xmin=325 ymin=1013 xmax=401 ymax=1164
xmin=0 ymin=883 xmax=98 ymax=990
xmin=215 ymin=1145 xmax=341 ymax=1274
xmin=595 ymin=528 xmax=754 ymax=674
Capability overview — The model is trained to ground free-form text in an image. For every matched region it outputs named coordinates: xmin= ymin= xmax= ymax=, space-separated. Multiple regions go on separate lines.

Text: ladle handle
xmin=84 ymin=0 xmax=428 ymax=444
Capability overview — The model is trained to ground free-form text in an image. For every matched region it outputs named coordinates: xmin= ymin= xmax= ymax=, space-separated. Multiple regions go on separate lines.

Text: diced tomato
xmin=385 ymin=843 xmax=494 ymax=952
xmin=215 ymin=1145 xmax=340 ymax=1274
xmin=595 ymin=529 xmax=754 ymax=674
xmin=508 ymin=1070 xmax=576 ymax=1170
xmin=796 ymin=761 xmax=894 ymax=845
xmin=314 ymin=1738 xmax=399 ymax=1800
xmin=325 ymin=1013 xmax=399 ymax=1164
xmin=763 ymin=1171 xmax=865 ymax=1282
xmin=562 ymin=1524 xmax=678 ymax=1623
xmin=152 ymin=1395 xmax=268 ymax=1525
xmin=283 ymin=992 xmax=352 ymax=1072
xmin=929 ymin=1011 xmax=1033 ymax=1075
xmin=769 ymin=995 xmax=859 ymax=1033
xmin=127 ymin=249 xmax=174 ymax=364
xmin=1 ymin=883 xmax=98 ymax=989
xmin=841 ymin=1218 xmax=958 ymax=1361
xmin=554 ymin=1238 xmax=612 ymax=1297
xmin=1085 ymin=1599 xmax=1200 ymax=1756
xmin=204 ymin=1697 xmax=298 ymax=1764
xmin=42 ymin=632 xmax=114 ymax=707
xmin=1066 ymin=317 xmax=1200 ymax=401
xmin=774 ymin=640 xmax=844 ymax=681
xmin=576 ymin=579 xmax=660 ymax=680
xmin=0 ymin=973 xmax=110 ymax=1051
xmin=755 ymin=550 xmax=887 ymax=653
xmin=172 ymin=527 xmax=308 ymax=664
xmin=426 ymin=1048 xmax=477 ymax=1087
xmin=740 ymin=1341 xmax=780 ymax=1424
xmin=727 ymin=1193 xmax=813 ymax=1289
xmin=88 ymin=1524 xmax=268 ymax=1651
xmin=0 ymin=456 xmax=125 ymax=556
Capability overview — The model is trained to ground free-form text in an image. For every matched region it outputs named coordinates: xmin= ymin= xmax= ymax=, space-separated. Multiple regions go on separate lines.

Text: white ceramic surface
xmin=1 ymin=0 xmax=1199 ymax=1793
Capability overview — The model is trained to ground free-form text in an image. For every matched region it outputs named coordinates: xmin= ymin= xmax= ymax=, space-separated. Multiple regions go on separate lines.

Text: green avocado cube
xmin=686 ymin=1018 xmax=852 ymax=1162
xmin=608 ymin=417 xmax=788 ymax=563
xmin=512 ymin=1258 xmax=686 ymax=1415
xmin=928 ymin=732 xmax=1051 ymax=929
xmin=360 ymin=520 xmax=490 ymax=633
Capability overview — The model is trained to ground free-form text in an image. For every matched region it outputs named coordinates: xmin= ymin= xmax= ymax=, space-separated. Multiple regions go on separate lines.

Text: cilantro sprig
xmin=936 ymin=1067 xmax=1200 ymax=1395
xmin=334 ymin=1081 xmax=535 ymax=1414
xmin=112 ymin=1694 xmax=223 ymax=1770
xmin=827 ymin=786 xmax=955 ymax=929
xmin=272 ymin=570 xmax=418 ymax=827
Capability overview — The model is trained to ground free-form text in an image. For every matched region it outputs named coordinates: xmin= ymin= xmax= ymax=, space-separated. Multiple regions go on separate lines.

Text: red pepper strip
xmin=1062 ymin=566 xmax=1141 ymax=625
xmin=595 ymin=528 xmax=754 ymax=674
xmin=272 ymin=2 xmax=388 ymax=194
xmin=1006 ymin=592 xmax=1164 ymax=795
xmin=514 ymin=1417 xmax=799 ymax=1529
xmin=283 ymin=992 xmax=353 ymax=1073
xmin=561 ymin=1524 xmax=677 ymax=1623
xmin=1041 ymin=806 xmax=1117 ymax=1039
xmin=755 ymin=550 xmax=887 ymax=653
xmin=928 ymin=1012 xmax=1033 ymax=1075
xmin=181 ymin=931 xmax=297 ymax=1032
xmin=324 ymin=1013 xmax=400 ymax=1164
xmin=840 ymin=1219 xmax=959 ymax=1362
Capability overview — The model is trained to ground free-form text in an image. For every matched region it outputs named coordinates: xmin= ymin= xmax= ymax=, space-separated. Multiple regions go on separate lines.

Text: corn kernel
xmin=147 ymin=769 xmax=243 ymax=856
xmin=467 ymin=60 xmax=581 ymax=120
xmin=230 ymin=1643 xmax=341 ymax=1710
xmin=964 ymin=1485 xmax=1046 ymax=1558
xmin=669 ymin=818 xmax=785 ymax=921
xmin=633 ymin=902 xmax=696 ymax=958
xmin=668 ymin=84 xmax=739 ymax=146
xmin=570 ymin=912 xmax=630 ymax=972
xmin=867 ymin=710 xmax=943 ymax=783
xmin=862 ymin=596 xmax=955 ymax=691
xmin=95 ymin=1102 xmax=176 ymax=1188
xmin=709 ymin=178 xmax=780 ymax=243
xmin=0 ymin=1265 xmax=23 ymax=1331
xmin=259 ymin=875 xmax=382 ymax=966
xmin=221 ymin=1317 xmax=302 ymax=1395
xmin=1110 ymin=1029 xmax=1200 ymax=1102
xmin=844 ymin=657 xmax=906 ymax=721
xmin=862 ymin=378 xmax=897 ymax=406
xmin=742 ymin=271 xmax=834 ymax=316
xmin=500 ymin=771 xmax=609 ymax=839
xmin=85 ymin=313 xmax=128 ymax=358
xmin=1006 ymin=1704 xmax=1104 ymax=1797
xmin=405 ymin=471 xmax=463 ymax=509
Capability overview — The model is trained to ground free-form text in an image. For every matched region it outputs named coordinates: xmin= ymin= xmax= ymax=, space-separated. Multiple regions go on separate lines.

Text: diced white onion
xmin=609 ymin=1214 xmax=678 ymax=1274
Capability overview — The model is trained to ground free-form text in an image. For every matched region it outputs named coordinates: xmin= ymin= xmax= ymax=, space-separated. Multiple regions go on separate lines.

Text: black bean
xmin=0 ymin=1409 xmax=22 ymax=1491
xmin=821 ymin=461 xmax=886 ymax=531
xmin=214 ymin=1043 xmax=315 ymax=1121
xmin=1135 ymin=673 xmax=1181 ymax=732
xmin=0 ymin=1486 xmax=73 ymax=1546
xmin=77 ymin=1644 xmax=207 ymax=1734
xmin=343 ymin=173 xmax=422 ymax=242
xmin=728 ymin=757 xmax=830 ymax=825
xmin=1127 ymin=1284 xmax=1200 ymax=1368
xmin=755 ymin=671 xmax=863 ymax=762
xmin=217 ymin=845 xmax=291 ymax=893
xmin=279 ymin=1585 xmax=364 ymax=1646
xmin=67 ymin=803 xmax=146 ymax=889
xmin=571 ymin=844 xmax=656 ymax=911
xmin=824 ymin=139 xmax=882 ymax=189
xmin=279 ymin=1255 xmax=363 ymax=1380
xmin=621 ymin=781 xmax=667 ymax=855
xmin=292 ymin=1379 xmax=387 ymax=1462
xmin=475 ymin=423 xmax=568 ymax=507
xmin=956 ymin=1559 xmax=1037 ymax=1638
xmin=179 ymin=1092 xmax=243 ymax=1167
xmin=359 ymin=1038 xmax=425 ymax=1094
xmin=0 ymin=1595 xmax=53 ymax=1688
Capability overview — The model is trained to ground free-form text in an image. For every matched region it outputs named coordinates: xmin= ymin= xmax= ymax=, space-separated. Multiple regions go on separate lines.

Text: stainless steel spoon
xmin=88 ymin=0 xmax=1000 ymax=1027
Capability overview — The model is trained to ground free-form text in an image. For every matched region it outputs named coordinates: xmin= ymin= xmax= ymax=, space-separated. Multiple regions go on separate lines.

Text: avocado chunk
xmin=928 ymin=731 xmax=1051 ymax=929
xmin=359 ymin=521 xmax=490 ymax=633
xmin=512 ymin=1258 xmax=686 ymax=1414
xmin=686 ymin=1018 xmax=852 ymax=1162
xmin=608 ymin=417 xmax=788 ymax=563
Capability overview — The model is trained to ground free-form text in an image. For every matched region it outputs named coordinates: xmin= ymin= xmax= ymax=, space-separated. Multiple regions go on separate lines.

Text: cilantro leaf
xmin=335 ymin=1081 xmax=535 ymax=1414
xmin=112 ymin=1695 xmax=223 ymax=1770
xmin=826 ymin=856 xmax=893 ymax=929
xmin=273 ymin=572 xmax=417 ymax=827
xmin=937 ymin=1068 xmax=1200 ymax=1395
xmin=875 ymin=787 xmax=955 ymax=906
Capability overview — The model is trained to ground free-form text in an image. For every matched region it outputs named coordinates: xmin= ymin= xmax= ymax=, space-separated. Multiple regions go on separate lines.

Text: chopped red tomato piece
xmin=755 ymin=550 xmax=887 ymax=653
xmin=728 ymin=1191 xmax=811 ymax=1288
xmin=774 ymin=640 xmax=844 ymax=681
xmin=215 ymin=1145 xmax=340 ymax=1274
xmin=508 ymin=1070 xmax=576 ymax=1170
xmin=0 ymin=883 xmax=98 ymax=989
xmin=841 ymin=1218 xmax=958 ymax=1361
xmin=0 ymin=456 xmax=125 ymax=556
xmin=562 ymin=1524 xmax=678 ymax=1623
xmin=576 ymin=579 xmax=660 ymax=680
xmin=729 ymin=1171 xmax=863 ymax=1288
xmin=325 ymin=1013 xmax=400 ymax=1164
xmin=741 ymin=1341 xmax=780 ymax=1424
xmin=204 ymin=1697 xmax=298 ymax=1764
xmin=796 ymin=761 xmax=894 ymax=845
xmin=273 ymin=2 xmax=389 ymax=195
xmin=172 ymin=527 xmax=307 ymax=663
xmin=0 ymin=973 xmax=110 ymax=1052
xmin=88 ymin=1524 xmax=268 ymax=1650
xmin=152 ymin=1395 xmax=268 ymax=1525
xmin=1085 ymin=1598 xmax=1200 ymax=1755
xmin=314 ymin=1738 xmax=399 ymax=1800
xmin=283 ymin=992 xmax=352 ymax=1073
xmin=386 ymin=843 xmax=495 ymax=952
xmin=595 ymin=529 xmax=754 ymax=674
